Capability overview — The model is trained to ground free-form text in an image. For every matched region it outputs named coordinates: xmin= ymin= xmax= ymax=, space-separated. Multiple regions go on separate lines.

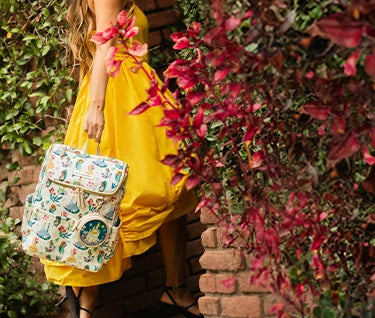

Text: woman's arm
xmin=84 ymin=0 xmax=124 ymax=143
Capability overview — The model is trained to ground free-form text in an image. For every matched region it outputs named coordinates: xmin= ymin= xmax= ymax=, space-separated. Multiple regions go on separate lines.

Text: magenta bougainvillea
xmin=97 ymin=1 xmax=375 ymax=316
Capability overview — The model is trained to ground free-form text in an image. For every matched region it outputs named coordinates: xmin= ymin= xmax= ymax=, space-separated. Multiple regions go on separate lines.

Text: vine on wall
xmin=0 ymin=0 xmax=77 ymax=163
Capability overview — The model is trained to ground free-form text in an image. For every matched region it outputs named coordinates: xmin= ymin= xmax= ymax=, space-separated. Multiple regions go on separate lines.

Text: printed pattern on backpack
xmin=21 ymin=144 xmax=128 ymax=272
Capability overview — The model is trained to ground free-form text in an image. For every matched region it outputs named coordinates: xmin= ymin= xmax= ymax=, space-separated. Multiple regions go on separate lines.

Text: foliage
xmin=0 ymin=190 xmax=59 ymax=318
xmin=0 ymin=0 xmax=76 ymax=160
xmin=103 ymin=0 xmax=375 ymax=317
xmin=162 ymin=0 xmax=375 ymax=316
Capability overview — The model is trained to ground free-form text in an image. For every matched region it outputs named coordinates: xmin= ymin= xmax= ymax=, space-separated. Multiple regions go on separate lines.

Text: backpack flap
xmin=46 ymin=144 xmax=128 ymax=196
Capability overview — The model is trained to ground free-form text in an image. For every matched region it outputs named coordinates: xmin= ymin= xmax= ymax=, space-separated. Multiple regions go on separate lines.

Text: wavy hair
xmin=66 ymin=0 xmax=135 ymax=81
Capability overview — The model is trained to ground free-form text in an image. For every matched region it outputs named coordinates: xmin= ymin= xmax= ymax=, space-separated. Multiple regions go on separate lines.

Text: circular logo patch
xmin=79 ymin=219 xmax=108 ymax=247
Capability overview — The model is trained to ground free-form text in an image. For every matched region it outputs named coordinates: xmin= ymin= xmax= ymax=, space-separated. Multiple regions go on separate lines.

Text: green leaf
xmin=33 ymin=136 xmax=42 ymax=146
xmin=66 ymin=88 xmax=73 ymax=102
xmin=41 ymin=45 xmax=50 ymax=56
xmin=7 ymin=310 xmax=18 ymax=318
xmin=322 ymin=307 xmax=337 ymax=318
xmin=22 ymin=140 xmax=32 ymax=154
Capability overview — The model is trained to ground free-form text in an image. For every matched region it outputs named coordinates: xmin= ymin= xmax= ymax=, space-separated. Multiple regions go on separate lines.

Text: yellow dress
xmin=42 ymin=6 xmax=197 ymax=287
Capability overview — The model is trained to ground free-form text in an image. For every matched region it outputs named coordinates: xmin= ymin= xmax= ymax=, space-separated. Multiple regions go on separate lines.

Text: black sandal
xmin=161 ymin=284 xmax=203 ymax=318
xmin=65 ymin=286 xmax=93 ymax=317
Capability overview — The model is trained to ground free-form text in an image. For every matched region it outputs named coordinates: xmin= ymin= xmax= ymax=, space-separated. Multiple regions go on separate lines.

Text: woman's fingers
xmin=94 ymin=122 xmax=104 ymax=143
xmin=83 ymin=114 xmax=104 ymax=143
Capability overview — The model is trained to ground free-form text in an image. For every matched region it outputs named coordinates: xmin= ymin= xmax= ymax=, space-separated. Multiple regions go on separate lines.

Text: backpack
xmin=21 ymin=143 xmax=128 ymax=272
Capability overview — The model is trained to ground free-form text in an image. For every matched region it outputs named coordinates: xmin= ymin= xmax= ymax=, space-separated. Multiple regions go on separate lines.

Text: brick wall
xmin=198 ymin=208 xmax=279 ymax=318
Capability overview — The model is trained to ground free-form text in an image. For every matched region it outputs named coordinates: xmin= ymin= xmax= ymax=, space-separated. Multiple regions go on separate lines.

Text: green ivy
xmin=0 ymin=205 xmax=60 ymax=317
xmin=0 ymin=0 xmax=77 ymax=159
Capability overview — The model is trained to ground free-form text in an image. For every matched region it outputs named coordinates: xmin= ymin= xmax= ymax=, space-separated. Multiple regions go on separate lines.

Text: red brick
xmin=147 ymin=267 xmax=166 ymax=288
xmin=19 ymin=183 xmax=36 ymax=204
xmin=124 ymin=287 xmax=163 ymax=313
xmin=221 ymin=296 xmax=261 ymax=318
xmin=200 ymin=207 xmax=219 ymax=224
xmin=3 ymin=192 xmax=20 ymax=209
xmin=201 ymin=228 xmax=217 ymax=248
xmin=216 ymin=227 xmax=226 ymax=247
xmin=92 ymin=299 xmax=125 ymax=318
xmin=11 ymin=186 xmax=21 ymax=197
xmin=217 ymin=226 xmax=248 ymax=249
xmin=9 ymin=206 xmax=23 ymax=221
xmin=100 ymin=275 xmax=147 ymax=303
xmin=216 ymin=273 xmax=236 ymax=294
xmin=238 ymin=272 xmax=269 ymax=293
xmin=132 ymin=251 xmax=164 ymax=274
xmin=161 ymin=28 xmax=172 ymax=41
xmin=31 ymin=257 xmax=45 ymax=275
xmin=0 ymin=165 xmax=8 ymax=182
xmin=156 ymin=0 xmax=176 ymax=8
xmin=188 ymin=221 xmax=206 ymax=240
xmin=149 ymin=30 xmax=162 ymax=47
xmin=199 ymin=274 xmax=216 ymax=293
xmin=189 ymin=256 xmax=203 ymax=274
xmin=198 ymin=296 xmax=220 ymax=316
xmin=148 ymin=9 xmax=178 ymax=29
xmin=11 ymin=151 xmax=35 ymax=166
xmin=187 ymin=210 xmax=200 ymax=223
xmin=8 ymin=166 xmax=40 ymax=186
xmin=186 ymin=238 xmax=204 ymax=259
xmin=199 ymin=250 xmax=244 ymax=271
xmin=186 ymin=273 xmax=200 ymax=293
xmin=137 ymin=0 xmax=156 ymax=12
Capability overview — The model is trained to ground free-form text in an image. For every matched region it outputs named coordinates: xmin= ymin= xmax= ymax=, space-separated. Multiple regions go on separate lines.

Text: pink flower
xmin=173 ymin=37 xmax=190 ymax=50
xmin=125 ymin=26 xmax=139 ymax=39
xmin=305 ymin=70 xmax=314 ymax=79
xmin=117 ymin=10 xmax=128 ymax=28
xmin=220 ymin=277 xmax=236 ymax=288
xmin=308 ymin=13 xmax=368 ymax=48
xmin=225 ymin=16 xmax=242 ymax=32
xmin=106 ymin=47 xmax=121 ymax=76
xmin=214 ymin=68 xmax=230 ymax=81
xmin=91 ymin=32 xmax=107 ymax=45
xmin=300 ymin=103 xmax=331 ymax=120
xmin=249 ymin=151 xmax=264 ymax=169
xmin=91 ymin=27 xmax=118 ymax=45
xmin=128 ymin=41 xmax=148 ymax=57
xmin=103 ymin=26 xmax=118 ymax=40
xmin=343 ymin=49 xmax=361 ymax=76
xmin=327 ymin=133 xmax=360 ymax=168
xmin=250 ymin=103 xmax=262 ymax=112
xmin=363 ymin=146 xmax=375 ymax=165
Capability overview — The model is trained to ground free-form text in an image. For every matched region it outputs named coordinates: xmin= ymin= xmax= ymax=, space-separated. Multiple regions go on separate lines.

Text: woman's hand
xmin=83 ymin=105 xmax=105 ymax=143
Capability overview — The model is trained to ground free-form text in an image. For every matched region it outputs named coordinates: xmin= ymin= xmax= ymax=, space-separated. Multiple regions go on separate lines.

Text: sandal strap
xmin=165 ymin=283 xmax=187 ymax=290
xmin=185 ymin=302 xmax=198 ymax=310
xmin=80 ymin=307 xmax=93 ymax=316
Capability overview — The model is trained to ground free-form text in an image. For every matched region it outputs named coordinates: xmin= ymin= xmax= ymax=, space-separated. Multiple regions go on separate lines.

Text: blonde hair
xmin=66 ymin=0 xmax=135 ymax=81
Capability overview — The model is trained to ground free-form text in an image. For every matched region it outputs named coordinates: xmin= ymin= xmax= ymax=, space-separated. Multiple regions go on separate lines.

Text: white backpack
xmin=21 ymin=143 xmax=128 ymax=272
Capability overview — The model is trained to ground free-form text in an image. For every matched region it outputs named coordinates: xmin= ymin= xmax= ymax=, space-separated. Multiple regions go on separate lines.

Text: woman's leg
xmin=72 ymin=286 xmax=99 ymax=318
xmin=159 ymin=215 xmax=201 ymax=316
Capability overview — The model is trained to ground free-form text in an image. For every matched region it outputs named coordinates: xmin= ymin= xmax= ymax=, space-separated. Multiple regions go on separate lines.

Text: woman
xmin=41 ymin=0 xmax=202 ymax=317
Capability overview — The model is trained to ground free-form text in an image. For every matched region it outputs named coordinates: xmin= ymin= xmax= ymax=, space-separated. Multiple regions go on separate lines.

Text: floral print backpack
xmin=21 ymin=143 xmax=129 ymax=272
